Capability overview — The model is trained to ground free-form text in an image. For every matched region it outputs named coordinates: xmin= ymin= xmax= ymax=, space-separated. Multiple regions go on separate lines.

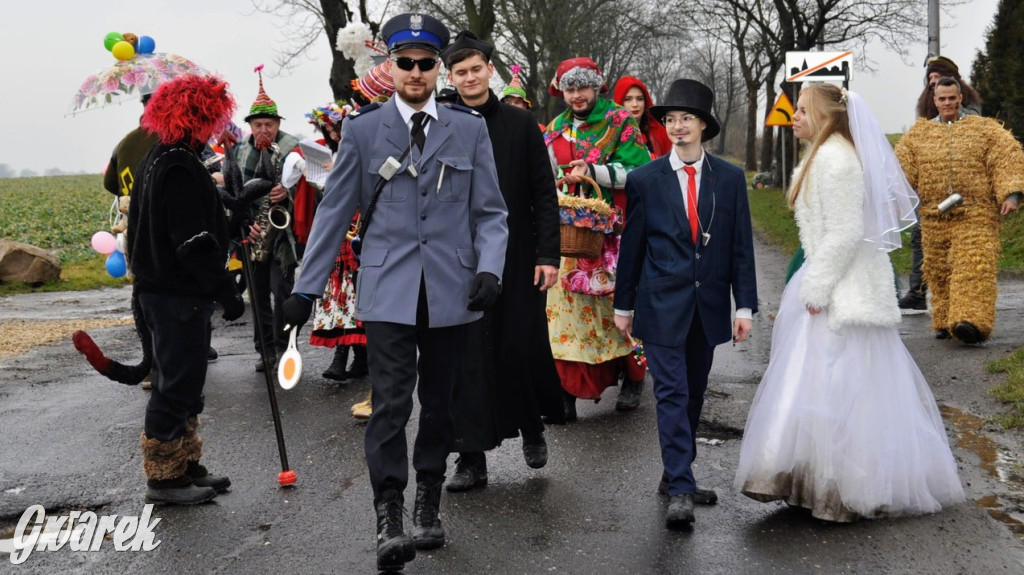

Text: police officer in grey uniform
xmin=281 ymin=12 xmax=508 ymax=572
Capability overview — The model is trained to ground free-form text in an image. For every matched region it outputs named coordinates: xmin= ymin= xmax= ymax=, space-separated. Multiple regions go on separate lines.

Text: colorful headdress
xmin=353 ymin=58 xmax=395 ymax=102
xmin=141 ymin=75 xmax=236 ymax=147
xmin=244 ymin=64 xmax=283 ymax=122
xmin=501 ymin=65 xmax=532 ymax=109
xmin=305 ymin=102 xmax=353 ymax=129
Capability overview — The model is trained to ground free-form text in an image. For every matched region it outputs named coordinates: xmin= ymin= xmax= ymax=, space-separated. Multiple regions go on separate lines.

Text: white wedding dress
xmin=734 ymin=266 xmax=965 ymax=522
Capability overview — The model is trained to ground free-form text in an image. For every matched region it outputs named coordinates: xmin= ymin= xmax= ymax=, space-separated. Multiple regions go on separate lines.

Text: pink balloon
xmin=91 ymin=231 xmax=117 ymax=254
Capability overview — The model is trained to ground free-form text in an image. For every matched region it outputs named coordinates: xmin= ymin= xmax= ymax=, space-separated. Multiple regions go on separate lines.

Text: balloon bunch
xmin=104 ymin=31 xmax=156 ymax=62
xmin=90 ymin=231 xmax=127 ymax=278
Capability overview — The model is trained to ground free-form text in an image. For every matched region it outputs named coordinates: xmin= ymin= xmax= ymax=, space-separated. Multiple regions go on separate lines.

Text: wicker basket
xmin=557 ymin=175 xmax=608 ymax=259
xmin=560 ymin=225 xmax=605 ymax=258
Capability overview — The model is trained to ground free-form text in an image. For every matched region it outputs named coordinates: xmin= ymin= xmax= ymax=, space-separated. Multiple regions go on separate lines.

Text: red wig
xmin=142 ymin=75 xmax=236 ymax=147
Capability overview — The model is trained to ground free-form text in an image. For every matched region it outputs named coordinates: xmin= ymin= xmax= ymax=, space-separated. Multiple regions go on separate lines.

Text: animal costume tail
xmin=72 ymin=292 xmax=151 ymax=385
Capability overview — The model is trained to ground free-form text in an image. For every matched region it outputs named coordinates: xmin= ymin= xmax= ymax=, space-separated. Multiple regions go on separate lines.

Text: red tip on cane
xmin=278 ymin=469 xmax=297 ymax=486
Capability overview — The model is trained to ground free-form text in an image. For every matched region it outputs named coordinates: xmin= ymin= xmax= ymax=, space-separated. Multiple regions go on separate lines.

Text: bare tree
xmin=251 ymin=0 xmax=387 ymax=102
xmin=689 ymin=0 xmax=931 ymax=172
xmin=680 ymin=38 xmax=745 ymax=156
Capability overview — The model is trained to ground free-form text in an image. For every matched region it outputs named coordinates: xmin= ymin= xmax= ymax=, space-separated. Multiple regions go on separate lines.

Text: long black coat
xmin=453 ymin=91 xmax=564 ymax=452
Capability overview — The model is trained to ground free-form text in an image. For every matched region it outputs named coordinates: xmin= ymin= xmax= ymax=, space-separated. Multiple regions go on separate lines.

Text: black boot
xmin=446 ymin=452 xmax=487 ymax=492
xmin=412 ymin=478 xmax=445 ymax=550
xmin=375 ymin=491 xmax=415 ymax=572
xmin=322 ymin=345 xmax=350 ymax=381
xmin=615 ymin=377 xmax=644 ymax=411
xmin=186 ymin=461 xmax=231 ymax=493
xmin=347 ymin=345 xmax=369 ymax=379
xmin=181 ymin=416 xmax=230 ymax=493
xmin=563 ymin=391 xmax=578 ymax=422
xmin=141 ymin=434 xmax=217 ymax=506
xmin=522 ymin=431 xmax=548 ymax=469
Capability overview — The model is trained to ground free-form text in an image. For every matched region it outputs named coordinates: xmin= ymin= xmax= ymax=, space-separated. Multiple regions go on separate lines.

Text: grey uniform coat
xmin=295 ymin=97 xmax=508 ymax=328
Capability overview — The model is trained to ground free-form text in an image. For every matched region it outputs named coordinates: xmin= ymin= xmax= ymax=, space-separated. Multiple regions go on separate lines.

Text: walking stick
xmin=239 ymin=236 xmax=297 ymax=486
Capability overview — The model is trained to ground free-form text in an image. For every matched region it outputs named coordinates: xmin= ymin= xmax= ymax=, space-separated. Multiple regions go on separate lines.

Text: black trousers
xmin=138 ymin=292 xmax=214 ymax=441
xmin=251 ymin=258 xmax=295 ymax=355
xmin=363 ymin=281 xmax=467 ymax=504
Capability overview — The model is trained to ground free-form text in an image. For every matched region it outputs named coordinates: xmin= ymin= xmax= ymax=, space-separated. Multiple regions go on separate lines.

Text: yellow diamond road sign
xmin=765 ymin=93 xmax=795 ymax=127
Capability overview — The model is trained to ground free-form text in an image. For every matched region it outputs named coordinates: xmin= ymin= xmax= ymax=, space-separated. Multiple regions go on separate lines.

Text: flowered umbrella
xmin=67 ymin=52 xmax=211 ymax=116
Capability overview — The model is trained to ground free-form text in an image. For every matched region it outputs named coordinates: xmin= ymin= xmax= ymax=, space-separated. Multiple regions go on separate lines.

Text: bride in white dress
xmin=734 ymin=84 xmax=964 ymax=522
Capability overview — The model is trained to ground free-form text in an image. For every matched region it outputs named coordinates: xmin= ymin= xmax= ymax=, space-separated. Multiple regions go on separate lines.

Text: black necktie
xmin=410 ymin=111 xmax=427 ymax=152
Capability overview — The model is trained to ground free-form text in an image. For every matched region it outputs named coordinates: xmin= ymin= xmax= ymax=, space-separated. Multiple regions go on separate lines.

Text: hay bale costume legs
xmin=922 ymin=216 xmax=1000 ymax=340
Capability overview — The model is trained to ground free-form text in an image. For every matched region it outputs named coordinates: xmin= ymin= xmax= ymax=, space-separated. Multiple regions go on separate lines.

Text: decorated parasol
xmin=67 ymin=31 xmax=211 ymax=116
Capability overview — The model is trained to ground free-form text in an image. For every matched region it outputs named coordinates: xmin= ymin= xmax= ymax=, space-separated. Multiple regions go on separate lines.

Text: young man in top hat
xmin=231 ymin=67 xmax=302 ymax=373
xmin=440 ymin=30 xmax=563 ymax=491
xmin=613 ymin=79 xmax=757 ymax=529
xmin=282 ymin=12 xmax=508 ymax=572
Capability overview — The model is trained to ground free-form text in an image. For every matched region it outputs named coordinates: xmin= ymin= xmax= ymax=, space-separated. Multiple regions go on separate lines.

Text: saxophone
xmin=250 ymin=142 xmax=291 ymax=263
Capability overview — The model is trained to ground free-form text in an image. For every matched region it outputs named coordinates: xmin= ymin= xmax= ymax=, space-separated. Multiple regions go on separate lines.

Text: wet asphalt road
xmin=2 ymin=235 xmax=1024 ymax=574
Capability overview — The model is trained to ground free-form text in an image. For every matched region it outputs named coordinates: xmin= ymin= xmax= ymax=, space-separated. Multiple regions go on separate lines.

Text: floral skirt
xmin=310 ymin=244 xmax=365 ymax=348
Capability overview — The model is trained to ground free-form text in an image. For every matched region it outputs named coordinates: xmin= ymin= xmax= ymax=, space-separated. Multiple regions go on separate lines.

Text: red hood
xmin=612 ymin=76 xmax=655 ymax=110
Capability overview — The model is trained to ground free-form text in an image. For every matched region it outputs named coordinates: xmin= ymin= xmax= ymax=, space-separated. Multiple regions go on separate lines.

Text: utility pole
xmin=928 ymin=0 xmax=941 ymax=58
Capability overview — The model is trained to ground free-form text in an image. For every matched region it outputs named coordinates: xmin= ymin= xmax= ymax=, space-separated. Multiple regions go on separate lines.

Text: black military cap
xmin=441 ymin=30 xmax=494 ymax=65
xmin=381 ymin=13 xmax=451 ymax=54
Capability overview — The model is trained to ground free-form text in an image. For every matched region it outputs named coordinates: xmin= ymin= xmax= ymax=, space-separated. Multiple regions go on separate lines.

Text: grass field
xmin=0 ymin=174 xmax=127 ymax=295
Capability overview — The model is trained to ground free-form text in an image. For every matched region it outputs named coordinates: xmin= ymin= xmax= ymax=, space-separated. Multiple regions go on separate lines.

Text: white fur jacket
xmin=792 ymin=135 xmax=901 ymax=331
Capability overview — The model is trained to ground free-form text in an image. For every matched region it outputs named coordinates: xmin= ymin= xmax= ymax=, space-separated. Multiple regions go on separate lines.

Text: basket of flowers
xmin=557 ymin=174 xmax=615 ymax=258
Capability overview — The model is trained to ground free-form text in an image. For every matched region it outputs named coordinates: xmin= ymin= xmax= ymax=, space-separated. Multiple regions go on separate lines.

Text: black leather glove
xmin=221 ymin=293 xmax=245 ymax=321
xmin=218 ymin=286 xmax=245 ymax=321
xmin=282 ymin=293 xmax=315 ymax=330
xmin=467 ymin=272 xmax=500 ymax=311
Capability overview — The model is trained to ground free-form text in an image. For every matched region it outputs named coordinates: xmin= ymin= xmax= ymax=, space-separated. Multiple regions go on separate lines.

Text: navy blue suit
xmin=614 ymin=152 xmax=757 ymax=496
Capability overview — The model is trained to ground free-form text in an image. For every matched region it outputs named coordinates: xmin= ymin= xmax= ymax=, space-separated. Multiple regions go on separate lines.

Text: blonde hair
xmin=787 ymin=84 xmax=855 ymax=208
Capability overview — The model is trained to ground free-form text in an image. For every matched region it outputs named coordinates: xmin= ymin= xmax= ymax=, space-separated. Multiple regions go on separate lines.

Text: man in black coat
xmin=441 ymin=31 xmax=564 ymax=492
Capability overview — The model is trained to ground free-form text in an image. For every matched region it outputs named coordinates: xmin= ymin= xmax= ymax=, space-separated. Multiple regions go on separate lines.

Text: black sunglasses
xmin=390 ymin=57 xmax=439 ymax=72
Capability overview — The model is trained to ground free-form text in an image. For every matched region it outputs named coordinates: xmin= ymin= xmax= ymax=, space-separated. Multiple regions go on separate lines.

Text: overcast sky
xmin=0 ymin=0 xmax=1000 ymax=175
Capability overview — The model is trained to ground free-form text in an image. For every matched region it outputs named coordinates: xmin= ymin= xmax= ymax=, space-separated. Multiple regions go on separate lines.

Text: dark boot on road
xmin=348 ymin=345 xmax=369 ymax=379
xmin=522 ymin=432 xmax=548 ymax=469
xmin=141 ymin=433 xmax=217 ymax=505
xmin=375 ymin=491 xmax=415 ymax=572
xmin=322 ymin=345 xmax=350 ymax=381
xmin=182 ymin=415 xmax=230 ymax=492
xmin=412 ymin=477 xmax=445 ymax=550
xmin=898 ymin=290 xmax=927 ymax=311
xmin=562 ymin=391 xmax=578 ymax=422
xmin=615 ymin=377 xmax=644 ymax=411
xmin=665 ymin=494 xmax=695 ymax=530
xmin=446 ymin=452 xmax=487 ymax=492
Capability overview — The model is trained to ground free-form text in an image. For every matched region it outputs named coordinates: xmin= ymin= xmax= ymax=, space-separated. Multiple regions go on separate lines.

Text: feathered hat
xmin=501 ymin=65 xmax=532 ymax=109
xmin=244 ymin=64 xmax=283 ymax=123
xmin=305 ymin=102 xmax=352 ymax=129
xmin=337 ymin=26 xmax=395 ymax=103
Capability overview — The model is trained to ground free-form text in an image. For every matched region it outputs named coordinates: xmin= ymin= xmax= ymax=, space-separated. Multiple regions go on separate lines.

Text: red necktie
xmin=684 ymin=165 xmax=698 ymax=244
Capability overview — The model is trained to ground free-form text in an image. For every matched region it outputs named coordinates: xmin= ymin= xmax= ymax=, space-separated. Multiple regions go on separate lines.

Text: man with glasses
xmin=281 ymin=12 xmax=508 ymax=572
xmin=614 ymin=79 xmax=757 ymax=530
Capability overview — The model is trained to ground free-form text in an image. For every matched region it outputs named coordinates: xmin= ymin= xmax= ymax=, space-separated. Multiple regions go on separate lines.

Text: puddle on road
xmin=939 ymin=404 xmax=1024 ymax=540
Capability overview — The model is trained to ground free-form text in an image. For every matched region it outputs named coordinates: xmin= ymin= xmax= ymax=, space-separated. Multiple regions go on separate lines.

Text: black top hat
xmin=649 ymin=79 xmax=720 ymax=142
